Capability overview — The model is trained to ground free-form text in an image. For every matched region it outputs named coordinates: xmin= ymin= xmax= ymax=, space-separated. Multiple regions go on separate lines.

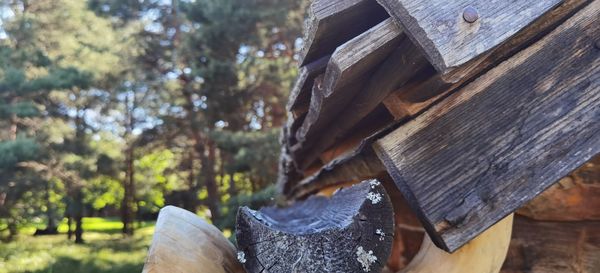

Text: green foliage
xmin=0 ymin=219 xmax=155 ymax=273
xmin=0 ymin=0 xmax=306 ymax=252
xmin=0 ymin=138 xmax=39 ymax=169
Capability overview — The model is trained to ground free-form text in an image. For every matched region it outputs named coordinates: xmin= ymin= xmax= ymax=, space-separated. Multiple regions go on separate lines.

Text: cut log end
xmin=142 ymin=206 xmax=245 ymax=273
xmin=236 ymin=179 xmax=394 ymax=273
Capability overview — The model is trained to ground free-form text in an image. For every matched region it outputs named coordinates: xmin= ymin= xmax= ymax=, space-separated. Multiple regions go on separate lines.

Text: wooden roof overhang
xmin=280 ymin=0 xmax=599 ymax=252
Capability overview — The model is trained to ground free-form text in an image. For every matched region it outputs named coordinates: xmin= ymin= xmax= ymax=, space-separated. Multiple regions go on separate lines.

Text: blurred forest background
xmin=0 ymin=0 xmax=306 ymax=272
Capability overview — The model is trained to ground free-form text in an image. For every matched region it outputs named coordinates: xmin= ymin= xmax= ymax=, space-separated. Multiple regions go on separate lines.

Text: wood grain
xmin=294 ymin=19 xmax=404 ymax=169
xmin=399 ymin=214 xmax=513 ymax=273
xmin=142 ymin=206 xmax=244 ymax=273
xmin=295 ymin=39 xmax=431 ymax=169
xmin=236 ymin=180 xmax=394 ymax=273
xmin=377 ymin=0 xmax=562 ymax=75
xmin=517 ymin=154 xmax=600 ymax=221
xmin=375 ymin=2 xmax=600 ymax=252
xmin=501 ymin=216 xmax=600 ymax=273
xmin=287 ymin=55 xmax=329 ymax=119
xmin=300 ymin=0 xmax=389 ymax=66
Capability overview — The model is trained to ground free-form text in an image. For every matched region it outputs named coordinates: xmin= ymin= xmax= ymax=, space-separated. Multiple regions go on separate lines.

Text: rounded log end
xmin=236 ymin=179 xmax=394 ymax=273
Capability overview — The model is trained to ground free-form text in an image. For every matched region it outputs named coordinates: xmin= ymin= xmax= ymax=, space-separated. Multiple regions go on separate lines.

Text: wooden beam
xmin=236 ymin=180 xmax=394 ymax=273
xmin=287 ymin=55 xmax=329 ymax=119
xmin=376 ymin=0 xmax=562 ymax=77
xmin=143 ymin=206 xmax=245 ymax=273
xmin=300 ymin=0 xmax=389 ymax=66
xmin=374 ymin=2 xmax=600 ymax=252
xmin=399 ymin=214 xmax=513 ymax=273
xmin=294 ymin=19 xmax=404 ymax=168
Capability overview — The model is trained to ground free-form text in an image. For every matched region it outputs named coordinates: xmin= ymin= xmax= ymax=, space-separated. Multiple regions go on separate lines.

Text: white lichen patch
xmin=366 ymin=192 xmax=382 ymax=204
xmin=369 ymin=180 xmax=380 ymax=189
xmin=237 ymin=251 xmax=246 ymax=264
xmin=375 ymin=229 xmax=385 ymax=241
xmin=356 ymin=246 xmax=377 ymax=272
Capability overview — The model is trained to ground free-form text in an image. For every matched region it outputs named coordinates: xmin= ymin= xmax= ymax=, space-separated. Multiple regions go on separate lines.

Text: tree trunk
xmin=74 ymin=189 xmax=84 ymax=244
xmin=46 ymin=181 xmax=57 ymax=230
xmin=121 ymin=144 xmax=135 ymax=236
xmin=199 ymin=141 xmax=220 ymax=223
xmin=67 ymin=214 xmax=73 ymax=240
xmin=121 ymin=93 xmax=136 ymax=235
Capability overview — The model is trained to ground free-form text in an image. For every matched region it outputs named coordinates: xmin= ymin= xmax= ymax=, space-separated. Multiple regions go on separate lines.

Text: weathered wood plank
xmin=287 ymin=55 xmax=329 ymax=119
xmin=236 ymin=180 xmax=394 ymax=273
xmin=377 ymin=0 xmax=562 ymax=76
xmin=294 ymin=19 xmax=404 ymax=168
xmin=300 ymin=0 xmax=389 ymax=66
xmin=382 ymin=0 xmax=592 ymax=119
xmin=374 ymin=2 xmax=600 ymax=252
xmin=289 ymin=122 xmax=399 ymax=199
xmin=295 ymin=41 xmax=432 ymax=169
xmin=501 ymin=216 xmax=600 ymax=273
xmin=143 ymin=206 xmax=245 ymax=273
xmin=319 ymin=104 xmax=394 ymax=164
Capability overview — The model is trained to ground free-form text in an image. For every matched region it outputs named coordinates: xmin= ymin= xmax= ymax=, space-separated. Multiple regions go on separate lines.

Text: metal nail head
xmin=463 ymin=6 xmax=479 ymax=23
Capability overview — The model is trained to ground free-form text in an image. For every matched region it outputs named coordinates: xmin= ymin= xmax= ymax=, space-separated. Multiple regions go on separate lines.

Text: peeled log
xmin=399 ymin=214 xmax=513 ymax=273
xmin=143 ymin=206 xmax=245 ymax=273
xmin=236 ymin=180 xmax=394 ymax=273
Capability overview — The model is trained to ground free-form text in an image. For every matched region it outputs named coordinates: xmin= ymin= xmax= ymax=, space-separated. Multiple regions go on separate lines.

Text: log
xmin=399 ymin=214 xmax=513 ymax=273
xmin=501 ymin=216 xmax=600 ymax=273
xmin=517 ymin=154 xmax=600 ymax=221
xmin=300 ymin=0 xmax=389 ymax=66
xmin=294 ymin=19 xmax=404 ymax=169
xmin=376 ymin=0 xmax=562 ymax=76
xmin=374 ymin=2 xmax=600 ymax=252
xmin=287 ymin=55 xmax=329 ymax=119
xmin=143 ymin=206 xmax=245 ymax=273
xmin=236 ymin=180 xmax=394 ymax=273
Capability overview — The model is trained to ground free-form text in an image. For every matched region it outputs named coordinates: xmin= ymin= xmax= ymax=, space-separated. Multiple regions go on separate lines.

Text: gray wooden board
xmin=287 ymin=55 xmax=329 ymax=118
xmin=377 ymin=0 xmax=562 ymax=75
xmin=236 ymin=180 xmax=394 ymax=273
xmin=296 ymin=40 xmax=431 ymax=169
xmin=300 ymin=0 xmax=389 ymax=66
xmin=374 ymin=1 xmax=600 ymax=252
xmin=294 ymin=19 xmax=403 ymax=169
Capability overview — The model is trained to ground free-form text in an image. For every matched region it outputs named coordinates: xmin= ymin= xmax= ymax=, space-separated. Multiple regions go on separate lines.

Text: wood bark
xmin=375 ymin=2 xmax=600 ymax=252
xmin=300 ymin=0 xmax=389 ymax=66
xmin=237 ymin=180 xmax=394 ymax=273
xmin=143 ymin=206 xmax=245 ymax=273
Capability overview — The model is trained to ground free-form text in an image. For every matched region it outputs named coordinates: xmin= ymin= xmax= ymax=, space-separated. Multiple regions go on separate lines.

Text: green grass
xmin=0 ymin=218 xmax=155 ymax=273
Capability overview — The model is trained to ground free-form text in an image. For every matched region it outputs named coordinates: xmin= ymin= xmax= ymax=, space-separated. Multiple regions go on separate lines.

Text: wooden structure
xmin=143 ymin=0 xmax=600 ymax=272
